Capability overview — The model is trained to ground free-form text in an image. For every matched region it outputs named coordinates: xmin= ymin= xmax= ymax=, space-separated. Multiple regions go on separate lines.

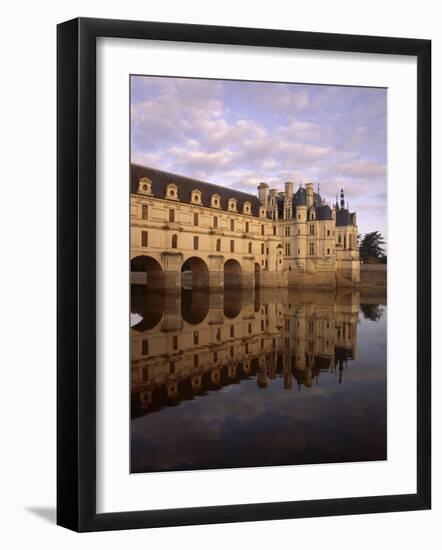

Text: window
xmin=245 ymin=221 xmax=249 ymax=233
xmin=141 ymin=231 xmax=148 ymax=247
xmin=338 ymin=234 xmax=342 ymax=243
xmin=285 ymin=226 xmax=290 ymax=236
xmin=261 ymin=224 xmax=265 ymax=235
xmin=213 ymin=216 xmax=218 ymax=229
xmin=216 ymin=239 xmax=221 ymax=252
xmin=327 ymin=229 xmax=330 ymax=236
xmin=192 ymin=192 xmax=201 ymax=203
xmin=245 ymin=343 xmax=249 ymax=354
xmin=248 ymin=323 xmax=252 ymax=334
xmin=230 ymin=326 xmax=234 ymax=337
xmin=141 ymin=204 xmax=148 ymax=220
xmin=309 ymin=224 xmax=315 ymax=235
xmin=327 ymin=248 xmax=330 ymax=255
xmin=138 ymin=177 xmax=152 ymax=195
xmin=266 ymin=248 xmax=269 ymax=255
xmin=194 ymin=212 xmax=199 ymax=226
xmin=172 ymin=335 xmax=178 ymax=350
xmin=141 ymin=339 xmax=148 ymax=355
xmin=309 ymin=242 xmax=315 ymax=255
xmin=193 ymin=236 xmax=199 ymax=250
xmin=166 ymin=183 xmax=178 ymax=200
xmin=230 ymin=219 xmax=235 ymax=231
xmin=273 ymin=226 xmax=277 ymax=235
xmin=248 ymin=242 xmax=252 ymax=254
xmin=194 ymin=355 xmax=199 ymax=367
xmin=169 ymin=209 xmax=175 ymax=222
xmin=216 ymin=329 xmax=221 ymax=341
xmin=193 ymin=331 xmax=199 ymax=345
xmin=297 ymin=249 xmax=300 ymax=255
xmin=230 ymin=240 xmax=234 ymax=252
xmin=230 ymin=346 xmax=234 ymax=358
xmin=171 ymin=234 xmax=178 ymax=249
xmin=285 ymin=244 xmax=291 ymax=256
xmin=169 ymin=362 xmax=175 ymax=375
xmin=261 ymin=243 xmax=265 ymax=254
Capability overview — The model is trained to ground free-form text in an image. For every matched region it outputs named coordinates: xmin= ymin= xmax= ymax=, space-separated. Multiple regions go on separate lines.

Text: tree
xmin=360 ymin=303 xmax=384 ymax=321
xmin=359 ymin=231 xmax=386 ymax=264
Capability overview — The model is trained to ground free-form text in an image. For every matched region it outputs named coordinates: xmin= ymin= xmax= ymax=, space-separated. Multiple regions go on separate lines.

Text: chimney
xmin=257 ymin=182 xmax=269 ymax=206
xmin=285 ymin=181 xmax=294 ymax=200
xmin=306 ymin=182 xmax=314 ymax=209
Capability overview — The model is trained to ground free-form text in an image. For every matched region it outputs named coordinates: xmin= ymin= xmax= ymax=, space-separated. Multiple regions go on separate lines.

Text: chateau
xmin=130 ymin=163 xmax=360 ymax=291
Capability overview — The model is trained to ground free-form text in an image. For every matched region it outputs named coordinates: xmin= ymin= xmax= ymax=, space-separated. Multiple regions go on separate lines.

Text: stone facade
xmin=130 ymin=164 xmax=360 ymax=291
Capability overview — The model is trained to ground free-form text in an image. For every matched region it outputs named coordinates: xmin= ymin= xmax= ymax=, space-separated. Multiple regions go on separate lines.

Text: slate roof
xmin=316 ymin=204 xmax=333 ymax=221
xmin=275 ymin=187 xmax=331 ymax=219
xmin=131 ymin=164 xmax=263 ymax=217
xmin=336 ymin=208 xmax=353 ymax=226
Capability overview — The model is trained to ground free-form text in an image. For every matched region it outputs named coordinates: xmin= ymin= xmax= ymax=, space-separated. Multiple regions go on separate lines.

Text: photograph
xmin=129 ymin=75 xmax=388 ymax=474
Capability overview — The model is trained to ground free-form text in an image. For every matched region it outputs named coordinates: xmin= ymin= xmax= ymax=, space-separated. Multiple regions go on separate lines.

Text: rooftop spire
xmin=340 ymin=188 xmax=345 ymax=209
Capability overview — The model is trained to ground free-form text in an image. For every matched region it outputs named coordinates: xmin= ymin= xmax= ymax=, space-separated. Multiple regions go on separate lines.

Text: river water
xmin=130 ymin=287 xmax=387 ymax=473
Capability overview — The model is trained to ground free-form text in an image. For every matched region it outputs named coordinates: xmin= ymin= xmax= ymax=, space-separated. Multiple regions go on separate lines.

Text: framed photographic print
xmin=57 ymin=17 xmax=431 ymax=531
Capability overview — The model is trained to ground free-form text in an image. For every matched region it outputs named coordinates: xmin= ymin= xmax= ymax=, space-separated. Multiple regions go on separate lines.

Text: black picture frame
xmin=57 ymin=17 xmax=431 ymax=532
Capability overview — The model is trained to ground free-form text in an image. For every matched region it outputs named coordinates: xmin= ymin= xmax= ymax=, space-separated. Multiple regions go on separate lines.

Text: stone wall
xmin=359 ymin=264 xmax=387 ymax=287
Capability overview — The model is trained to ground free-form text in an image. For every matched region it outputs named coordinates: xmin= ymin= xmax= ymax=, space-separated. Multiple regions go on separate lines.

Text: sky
xmin=131 ymin=76 xmax=387 ymax=238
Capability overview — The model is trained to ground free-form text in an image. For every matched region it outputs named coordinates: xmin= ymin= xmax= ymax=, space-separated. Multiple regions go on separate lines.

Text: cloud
xmin=336 ymin=159 xmax=386 ymax=179
xmin=131 ymin=76 xmax=387 ymax=236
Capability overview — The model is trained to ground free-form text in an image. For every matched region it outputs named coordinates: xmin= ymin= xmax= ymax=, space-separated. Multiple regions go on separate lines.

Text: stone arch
xmin=224 ymin=258 xmax=242 ymax=289
xmin=131 ymin=255 xmax=164 ymax=290
xmin=181 ymin=256 xmax=209 ymax=289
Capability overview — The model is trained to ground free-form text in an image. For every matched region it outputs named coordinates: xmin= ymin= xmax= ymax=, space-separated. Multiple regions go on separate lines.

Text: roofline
xmin=131 ymin=163 xmax=259 ymax=202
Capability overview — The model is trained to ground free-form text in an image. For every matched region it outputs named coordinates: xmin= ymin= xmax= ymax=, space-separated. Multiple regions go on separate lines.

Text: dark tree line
xmin=359 ymin=231 xmax=387 ymax=264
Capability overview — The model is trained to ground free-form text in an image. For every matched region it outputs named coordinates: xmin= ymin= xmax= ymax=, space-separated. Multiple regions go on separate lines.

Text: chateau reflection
xmin=131 ymin=287 xmax=365 ymax=418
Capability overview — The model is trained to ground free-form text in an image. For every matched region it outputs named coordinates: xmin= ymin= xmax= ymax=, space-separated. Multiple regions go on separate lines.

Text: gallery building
xmin=130 ymin=163 xmax=360 ymax=291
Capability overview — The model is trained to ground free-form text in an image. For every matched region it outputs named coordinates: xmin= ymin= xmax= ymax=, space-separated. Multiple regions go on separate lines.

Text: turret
xmin=258 ymin=182 xmax=269 ymax=206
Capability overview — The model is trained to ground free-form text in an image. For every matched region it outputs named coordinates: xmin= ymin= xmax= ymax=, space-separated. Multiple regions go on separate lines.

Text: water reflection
xmin=131 ymin=287 xmax=387 ymax=473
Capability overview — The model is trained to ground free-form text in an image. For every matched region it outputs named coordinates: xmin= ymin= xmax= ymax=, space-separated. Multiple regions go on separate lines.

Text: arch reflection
xmin=131 ymin=288 xmax=372 ymax=418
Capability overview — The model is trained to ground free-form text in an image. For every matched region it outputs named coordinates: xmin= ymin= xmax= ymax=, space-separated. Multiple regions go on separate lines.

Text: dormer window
xmin=166 ymin=183 xmax=178 ymax=201
xmin=259 ymin=207 xmax=266 ymax=218
xmin=243 ymin=201 xmax=252 ymax=215
xmin=211 ymin=193 xmax=221 ymax=208
xmin=138 ymin=177 xmax=152 ymax=196
xmin=191 ymin=189 xmax=202 ymax=204
xmin=228 ymin=198 xmax=237 ymax=212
